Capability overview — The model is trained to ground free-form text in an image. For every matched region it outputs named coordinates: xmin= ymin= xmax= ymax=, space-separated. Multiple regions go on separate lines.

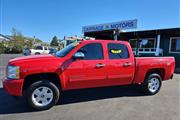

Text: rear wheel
xmin=26 ymin=80 xmax=60 ymax=110
xmin=142 ymin=73 xmax=162 ymax=95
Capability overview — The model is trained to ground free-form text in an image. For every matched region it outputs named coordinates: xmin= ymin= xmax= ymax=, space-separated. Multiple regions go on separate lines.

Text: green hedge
xmin=0 ymin=42 xmax=23 ymax=54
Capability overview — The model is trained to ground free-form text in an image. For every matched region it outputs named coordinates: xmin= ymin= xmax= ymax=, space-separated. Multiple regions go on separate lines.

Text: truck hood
xmin=9 ymin=54 xmax=57 ymax=64
xmin=8 ymin=54 xmax=67 ymax=75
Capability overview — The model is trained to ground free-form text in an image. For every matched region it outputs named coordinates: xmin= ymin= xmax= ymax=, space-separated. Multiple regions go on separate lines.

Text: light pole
xmin=113 ymin=29 xmax=120 ymax=40
xmin=33 ymin=36 xmax=35 ymax=45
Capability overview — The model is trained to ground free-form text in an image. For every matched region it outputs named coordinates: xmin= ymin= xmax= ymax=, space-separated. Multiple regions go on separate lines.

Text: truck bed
xmin=133 ymin=57 xmax=175 ymax=84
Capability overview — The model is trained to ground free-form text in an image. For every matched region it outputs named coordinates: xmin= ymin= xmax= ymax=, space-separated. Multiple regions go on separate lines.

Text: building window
xmin=170 ymin=37 xmax=180 ymax=53
xmin=129 ymin=38 xmax=156 ymax=48
xmin=129 ymin=40 xmax=137 ymax=48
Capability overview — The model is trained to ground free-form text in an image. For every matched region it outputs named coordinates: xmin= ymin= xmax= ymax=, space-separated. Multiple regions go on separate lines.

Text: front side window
xmin=108 ymin=43 xmax=129 ymax=59
xmin=35 ymin=46 xmax=43 ymax=50
xmin=78 ymin=43 xmax=103 ymax=60
xmin=170 ymin=38 xmax=180 ymax=52
xmin=55 ymin=42 xmax=79 ymax=57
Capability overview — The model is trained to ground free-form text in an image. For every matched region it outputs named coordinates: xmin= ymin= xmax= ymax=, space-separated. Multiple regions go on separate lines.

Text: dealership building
xmin=83 ymin=20 xmax=180 ymax=67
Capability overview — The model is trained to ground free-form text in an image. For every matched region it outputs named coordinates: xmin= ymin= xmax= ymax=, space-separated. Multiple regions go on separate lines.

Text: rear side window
xmin=108 ymin=43 xmax=129 ymax=59
xmin=78 ymin=43 xmax=103 ymax=60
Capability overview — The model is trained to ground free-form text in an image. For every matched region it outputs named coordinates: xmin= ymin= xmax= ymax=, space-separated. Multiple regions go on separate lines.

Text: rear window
xmin=108 ymin=43 xmax=129 ymax=59
xmin=44 ymin=47 xmax=48 ymax=50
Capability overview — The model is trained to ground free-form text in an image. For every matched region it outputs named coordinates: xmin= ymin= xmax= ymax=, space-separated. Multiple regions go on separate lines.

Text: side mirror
xmin=73 ymin=52 xmax=85 ymax=59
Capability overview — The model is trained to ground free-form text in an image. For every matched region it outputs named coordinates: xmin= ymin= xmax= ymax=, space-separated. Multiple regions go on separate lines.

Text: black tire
xmin=12 ymin=96 xmax=21 ymax=100
xmin=142 ymin=73 xmax=162 ymax=95
xmin=26 ymin=80 xmax=60 ymax=110
xmin=35 ymin=52 xmax=40 ymax=55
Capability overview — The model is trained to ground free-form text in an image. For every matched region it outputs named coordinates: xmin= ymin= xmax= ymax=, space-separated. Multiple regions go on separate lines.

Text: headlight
xmin=7 ymin=66 xmax=20 ymax=79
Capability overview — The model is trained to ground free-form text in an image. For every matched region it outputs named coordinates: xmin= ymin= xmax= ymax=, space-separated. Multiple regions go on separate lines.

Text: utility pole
xmin=33 ymin=36 xmax=36 ymax=45
xmin=135 ymin=32 xmax=140 ymax=56
xmin=113 ymin=29 xmax=120 ymax=40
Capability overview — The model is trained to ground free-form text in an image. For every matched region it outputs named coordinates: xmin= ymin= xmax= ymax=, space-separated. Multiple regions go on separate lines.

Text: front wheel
xmin=142 ymin=73 xmax=162 ymax=95
xmin=26 ymin=80 xmax=60 ymax=110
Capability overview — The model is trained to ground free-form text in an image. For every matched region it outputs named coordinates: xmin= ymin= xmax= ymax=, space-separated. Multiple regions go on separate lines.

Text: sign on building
xmin=82 ymin=19 xmax=137 ymax=33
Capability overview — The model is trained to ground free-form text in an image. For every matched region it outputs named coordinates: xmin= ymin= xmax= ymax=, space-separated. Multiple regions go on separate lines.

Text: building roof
xmin=120 ymin=27 xmax=180 ymax=39
xmin=0 ymin=34 xmax=12 ymax=42
xmin=84 ymin=27 xmax=180 ymax=40
xmin=122 ymin=27 xmax=180 ymax=34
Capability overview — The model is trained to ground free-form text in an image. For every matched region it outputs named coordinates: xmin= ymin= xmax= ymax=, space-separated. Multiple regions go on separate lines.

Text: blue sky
xmin=0 ymin=0 xmax=180 ymax=42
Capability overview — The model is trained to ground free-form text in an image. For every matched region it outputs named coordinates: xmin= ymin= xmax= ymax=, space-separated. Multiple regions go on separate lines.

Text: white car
xmin=30 ymin=46 xmax=50 ymax=55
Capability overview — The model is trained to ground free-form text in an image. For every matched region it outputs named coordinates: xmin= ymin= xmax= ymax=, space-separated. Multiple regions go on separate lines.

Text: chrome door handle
xmin=96 ymin=63 xmax=106 ymax=68
xmin=123 ymin=62 xmax=132 ymax=67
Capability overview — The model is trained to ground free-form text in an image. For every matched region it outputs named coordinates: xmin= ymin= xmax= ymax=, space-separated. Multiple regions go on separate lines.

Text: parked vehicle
xmin=3 ymin=40 xmax=175 ymax=110
xmin=49 ymin=48 xmax=57 ymax=55
xmin=23 ymin=48 xmax=31 ymax=56
xmin=30 ymin=46 xmax=50 ymax=55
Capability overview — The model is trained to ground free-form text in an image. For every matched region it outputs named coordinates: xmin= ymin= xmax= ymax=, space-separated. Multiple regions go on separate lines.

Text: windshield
xmin=55 ymin=42 xmax=79 ymax=57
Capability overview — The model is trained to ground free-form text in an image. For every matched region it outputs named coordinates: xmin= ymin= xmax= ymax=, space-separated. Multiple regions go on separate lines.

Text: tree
xmin=0 ymin=41 xmax=6 ymax=54
xmin=50 ymin=36 xmax=59 ymax=46
xmin=6 ymin=28 xmax=32 ymax=53
xmin=0 ymin=28 xmax=47 ymax=54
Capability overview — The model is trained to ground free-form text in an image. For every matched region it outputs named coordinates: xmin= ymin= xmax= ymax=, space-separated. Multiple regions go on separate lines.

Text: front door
xmin=65 ymin=43 xmax=107 ymax=89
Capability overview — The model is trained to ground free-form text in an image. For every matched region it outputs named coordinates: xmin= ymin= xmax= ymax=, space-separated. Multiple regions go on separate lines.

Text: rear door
xmin=107 ymin=43 xmax=135 ymax=85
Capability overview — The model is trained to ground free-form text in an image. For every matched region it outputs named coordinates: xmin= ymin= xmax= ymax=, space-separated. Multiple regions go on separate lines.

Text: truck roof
xmin=80 ymin=39 xmax=129 ymax=45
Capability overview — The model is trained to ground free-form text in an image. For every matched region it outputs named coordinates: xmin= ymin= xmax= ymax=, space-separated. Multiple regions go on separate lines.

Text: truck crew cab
xmin=3 ymin=40 xmax=175 ymax=110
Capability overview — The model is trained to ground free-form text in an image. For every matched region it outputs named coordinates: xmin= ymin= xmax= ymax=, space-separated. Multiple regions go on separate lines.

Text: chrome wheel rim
xmin=32 ymin=86 xmax=53 ymax=107
xmin=148 ymin=77 xmax=160 ymax=93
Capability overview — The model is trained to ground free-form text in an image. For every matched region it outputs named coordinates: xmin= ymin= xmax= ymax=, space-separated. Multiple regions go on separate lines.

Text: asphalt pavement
xmin=0 ymin=54 xmax=179 ymax=120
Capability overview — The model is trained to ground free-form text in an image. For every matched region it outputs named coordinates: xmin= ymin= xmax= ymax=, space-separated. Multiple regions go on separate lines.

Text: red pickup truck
xmin=3 ymin=40 xmax=175 ymax=110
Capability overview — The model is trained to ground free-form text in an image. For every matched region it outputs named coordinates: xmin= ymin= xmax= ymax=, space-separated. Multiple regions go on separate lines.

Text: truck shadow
xmin=59 ymin=85 xmax=147 ymax=105
xmin=0 ymin=85 xmax=147 ymax=114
